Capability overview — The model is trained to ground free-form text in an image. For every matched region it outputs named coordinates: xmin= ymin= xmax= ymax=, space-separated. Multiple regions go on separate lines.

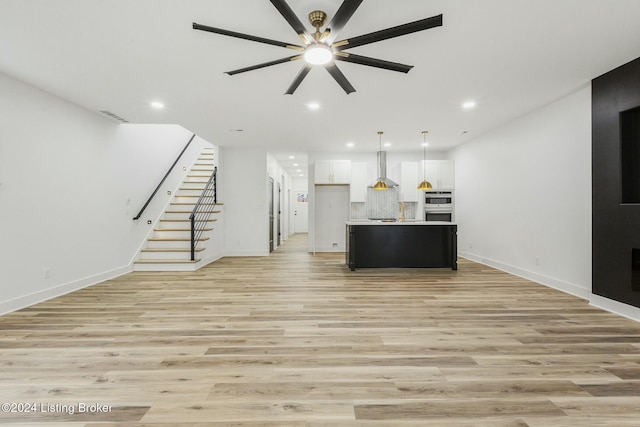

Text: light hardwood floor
xmin=1 ymin=233 xmax=640 ymax=426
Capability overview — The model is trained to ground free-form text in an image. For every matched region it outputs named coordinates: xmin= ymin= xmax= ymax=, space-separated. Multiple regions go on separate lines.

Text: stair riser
xmin=139 ymin=252 xmax=193 ymax=260
xmin=153 ymin=230 xmax=194 ymax=239
xmin=163 ymin=213 xmax=192 ymax=220
xmin=179 ymin=184 xmax=207 ymax=190
xmin=160 ymin=220 xmax=218 ymax=227
xmin=184 ymin=178 xmax=211 ymax=184
xmin=174 ymin=195 xmax=215 ymax=202
xmin=147 ymin=240 xmax=193 ymax=249
xmin=176 ymin=189 xmax=208 ymax=197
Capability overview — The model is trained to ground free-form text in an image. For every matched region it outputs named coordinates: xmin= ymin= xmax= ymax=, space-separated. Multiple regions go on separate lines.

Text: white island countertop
xmin=346 ymin=220 xmax=456 ymax=226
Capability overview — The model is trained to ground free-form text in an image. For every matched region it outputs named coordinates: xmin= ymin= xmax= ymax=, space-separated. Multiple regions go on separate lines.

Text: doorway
xmin=294 ymin=190 xmax=309 ymax=233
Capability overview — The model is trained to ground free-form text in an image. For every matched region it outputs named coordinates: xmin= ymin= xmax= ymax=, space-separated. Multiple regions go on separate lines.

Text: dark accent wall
xmin=592 ymin=56 xmax=640 ymax=308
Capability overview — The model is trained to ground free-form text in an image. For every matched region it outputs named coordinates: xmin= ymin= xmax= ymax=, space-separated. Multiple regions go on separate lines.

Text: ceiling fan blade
xmin=335 ymin=53 xmax=413 ymax=73
xmin=285 ymin=65 xmax=312 ymax=95
xmin=324 ymin=62 xmax=355 ymax=94
xmin=193 ymin=22 xmax=303 ymax=50
xmin=269 ymin=0 xmax=313 ymax=44
xmin=226 ymin=55 xmax=301 ymax=76
xmin=322 ymin=0 xmax=364 ymax=43
xmin=334 ymin=14 xmax=443 ymax=50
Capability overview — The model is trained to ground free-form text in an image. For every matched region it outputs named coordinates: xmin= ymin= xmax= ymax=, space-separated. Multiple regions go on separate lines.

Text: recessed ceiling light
xmin=462 ymin=100 xmax=476 ymax=110
xmin=421 ymin=142 xmax=429 ymax=147
xmin=383 ymin=142 xmax=392 ymax=147
xmin=288 ymin=155 xmax=295 ymax=160
xmin=307 ymin=102 xmax=320 ymax=110
xmin=150 ymin=101 xmax=165 ymax=109
xmin=346 ymin=142 xmax=355 ymax=148
xmin=293 ymin=163 xmax=299 ymax=167
xmin=296 ymin=169 xmax=302 ymax=173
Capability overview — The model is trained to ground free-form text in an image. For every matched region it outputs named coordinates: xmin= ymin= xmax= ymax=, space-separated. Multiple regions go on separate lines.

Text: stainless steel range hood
xmin=369 ymin=151 xmax=399 ymax=188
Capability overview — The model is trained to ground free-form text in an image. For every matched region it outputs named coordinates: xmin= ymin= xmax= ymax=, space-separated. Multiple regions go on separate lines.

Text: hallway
xmin=1 ymin=233 xmax=639 ymax=425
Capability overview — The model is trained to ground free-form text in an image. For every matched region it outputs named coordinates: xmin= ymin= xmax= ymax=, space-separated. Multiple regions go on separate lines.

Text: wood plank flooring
xmin=1 ymin=233 xmax=640 ymax=426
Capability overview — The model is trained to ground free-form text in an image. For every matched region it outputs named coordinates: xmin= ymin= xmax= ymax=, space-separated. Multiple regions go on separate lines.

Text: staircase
xmin=134 ymin=147 xmax=220 ymax=271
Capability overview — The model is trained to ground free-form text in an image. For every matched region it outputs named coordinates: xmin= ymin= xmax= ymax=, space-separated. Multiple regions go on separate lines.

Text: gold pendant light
xmin=417 ymin=130 xmax=433 ymax=190
xmin=373 ymin=131 xmax=388 ymax=190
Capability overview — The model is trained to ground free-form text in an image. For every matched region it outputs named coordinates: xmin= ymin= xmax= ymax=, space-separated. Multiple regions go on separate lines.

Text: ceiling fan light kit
xmin=192 ymin=0 xmax=443 ymax=94
xmin=304 ymin=44 xmax=333 ymax=65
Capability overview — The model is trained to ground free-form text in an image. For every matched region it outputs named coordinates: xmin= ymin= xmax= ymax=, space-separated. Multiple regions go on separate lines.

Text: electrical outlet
xmin=43 ymin=268 xmax=50 ymax=279
xmin=535 ymin=257 xmax=540 ymax=265
xmin=469 ymin=243 xmax=473 ymax=249
xmin=332 ymin=242 xmax=338 ymax=248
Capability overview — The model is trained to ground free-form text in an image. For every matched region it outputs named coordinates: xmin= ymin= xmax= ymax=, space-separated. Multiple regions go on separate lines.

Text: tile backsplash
xmin=350 ymin=187 xmax=418 ymax=220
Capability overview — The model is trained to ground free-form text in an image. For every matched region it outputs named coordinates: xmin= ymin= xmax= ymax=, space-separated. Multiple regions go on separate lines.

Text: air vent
xmin=99 ymin=110 xmax=130 ymax=123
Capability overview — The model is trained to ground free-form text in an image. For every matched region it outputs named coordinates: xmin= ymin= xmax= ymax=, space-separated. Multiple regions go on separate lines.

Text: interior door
xmin=294 ymin=191 xmax=309 ymax=233
xmin=277 ymin=182 xmax=281 ymax=246
xmin=268 ymin=177 xmax=274 ymax=252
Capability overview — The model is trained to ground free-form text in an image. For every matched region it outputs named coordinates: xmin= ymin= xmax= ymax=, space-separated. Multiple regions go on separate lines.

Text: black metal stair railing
xmin=133 ymin=134 xmax=196 ymax=220
xmin=189 ymin=166 xmax=217 ymax=261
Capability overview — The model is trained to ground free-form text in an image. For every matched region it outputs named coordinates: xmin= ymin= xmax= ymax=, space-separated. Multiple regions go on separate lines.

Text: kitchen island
xmin=346 ymin=221 xmax=457 ymax=271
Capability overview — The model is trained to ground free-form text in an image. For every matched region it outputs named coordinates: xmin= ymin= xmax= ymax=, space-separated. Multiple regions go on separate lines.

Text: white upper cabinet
xmin=350 ymin=162 xmax=368 ymax=202
xmin=422 ymin=160 xmax=455 ymax=190
xmin=399 ymin=162 xmax=419 ymax=202
xmin=315 ymin=160 xmax=352 ymax=184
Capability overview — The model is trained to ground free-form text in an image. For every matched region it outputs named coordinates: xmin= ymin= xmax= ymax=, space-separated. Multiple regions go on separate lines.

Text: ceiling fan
xmin=193 ymin=0 xmax=443 ymax=94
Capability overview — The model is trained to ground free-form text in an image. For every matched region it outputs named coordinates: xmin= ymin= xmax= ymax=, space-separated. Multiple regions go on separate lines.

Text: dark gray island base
xmin=346 ymin=221 xmax=457 ymax=271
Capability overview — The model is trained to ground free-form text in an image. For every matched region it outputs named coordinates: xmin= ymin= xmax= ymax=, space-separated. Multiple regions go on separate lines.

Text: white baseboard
xmin=459 ymin=251 xmax=590 ymax=300
xmin=223 ymin=250 xmax=269 ymax=257
xmin=0 ymin=265 xmax=132 ymax=316
xmin=589 ymin=294 xmax=640 ymax=322
xmin=312 ymin=246 xmax=345 ymax=253
xmin=196 ymin=252 xmax=224 ymax=268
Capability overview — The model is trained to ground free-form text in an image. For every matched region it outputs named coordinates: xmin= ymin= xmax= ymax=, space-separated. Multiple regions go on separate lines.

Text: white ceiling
xmin=2 ymin=0 xmax=640 ymax=177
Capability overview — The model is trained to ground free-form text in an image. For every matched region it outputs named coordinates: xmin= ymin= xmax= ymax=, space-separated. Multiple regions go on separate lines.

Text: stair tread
xmin=142 ymin=247 xmax=205 ymax=252
xmin=135 ymin=259 xmax=199 ymax=264
xmin=165 ymin=210 xmax=221 ymax=214
xmin=148 ymin=237 xmax=210 ymax=242
xmin=154 ymin=228 xmax=214 ymax=232
xmin=160 ymin=219 xmax=217 ymax=222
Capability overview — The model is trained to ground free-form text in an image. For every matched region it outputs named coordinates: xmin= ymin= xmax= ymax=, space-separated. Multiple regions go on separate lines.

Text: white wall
xmin=0 ymin=72 xmax=208 ymax=314
xmin=220 ymin=147 xmax=269 ymax=256
xmin=449 ymin=86 xmax=592 ymax=298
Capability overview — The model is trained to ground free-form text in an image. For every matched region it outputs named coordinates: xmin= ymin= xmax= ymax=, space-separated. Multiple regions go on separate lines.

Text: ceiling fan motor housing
xmin=308 ymin=10 xmax=327 ymax=29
